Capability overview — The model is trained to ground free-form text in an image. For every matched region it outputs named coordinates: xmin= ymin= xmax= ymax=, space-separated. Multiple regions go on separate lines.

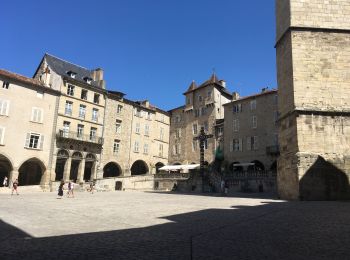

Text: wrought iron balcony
xmin=266 ymin=145 xmax=280 ymax=156
xmin=56 ymin=130 xmax=103 ymax=145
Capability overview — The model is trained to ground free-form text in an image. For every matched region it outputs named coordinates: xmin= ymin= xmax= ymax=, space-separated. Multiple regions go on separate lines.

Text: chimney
xmin=92 ymin=68 xmax=105 ymax=89
xmin=261 ymin=87 xmax=268 ymax=93
xmin=141 ymin=100 xmax=150 ymax=108
xmin=232 ymin=92 xmax=240 ymax=101
xmin=219 ymin=80 xmax=226 ymax=88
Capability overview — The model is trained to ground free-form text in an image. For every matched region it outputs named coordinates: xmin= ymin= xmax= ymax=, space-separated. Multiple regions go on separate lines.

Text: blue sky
xmin=1 ymin=0 xmax=276 ymax=111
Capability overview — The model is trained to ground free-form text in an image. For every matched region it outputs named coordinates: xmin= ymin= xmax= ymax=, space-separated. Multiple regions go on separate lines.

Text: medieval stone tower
xmin=275 ymin=0 xmax=350 ymax=200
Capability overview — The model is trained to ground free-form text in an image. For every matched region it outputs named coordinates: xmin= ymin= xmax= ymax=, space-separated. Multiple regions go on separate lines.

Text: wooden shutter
xmin=0 ymin=127 xmax=4 ymax=144
xmin=239 ymin=138 xmax=243 ymax=151
xmin=229 ymin=140 xmax=233 ymax=152
xmin=25 ymin=133 xmax=31 ymax=148
xmin=40 ymin=135 xmax=44 ymax=150
xmin=254 ymin=136 xmax=258 ymax=150
xmin=4 ymin=100 xmax=9 ymax=116
xmin=247 ymin=137 xmax=251 ymax=151
xmin=179 ymin=144 xmax=182 ymax=154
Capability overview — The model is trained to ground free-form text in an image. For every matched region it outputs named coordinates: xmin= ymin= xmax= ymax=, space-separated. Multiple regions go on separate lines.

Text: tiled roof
xmin=0 ymin=69 xmax=59 ymax=94
xmin=43 ymin=53 xmax=102 ymax=88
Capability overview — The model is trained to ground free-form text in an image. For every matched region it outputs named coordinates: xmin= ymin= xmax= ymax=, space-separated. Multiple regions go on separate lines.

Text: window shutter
xmin=0 ymin=127 xmax=4 ymax=144
xmin=4 ymin=100 xmax=9 ymax=116
xmin=229 ymin=140 xmax=233 ymax=152
xmin=239 ymin=138 xmax=243 ymax=151
xmin=0 ymin=100 xmax=3 ymax=114
xmin=239 ymin=103 xmax=242 ymax=112
xmin=179 ymin=144 xmax=182 ymax=154
xmin=247 ymin=137 xmax=251 ymax=151
xmin=25 ymin=133 xmax=30 ymax=148
xmin=254 ymin=136 xmax=258 ymax=150
xmin=179 ymin=129 xmax=181 ymax=137
xmin=40 ymin=135 xmax=44 ymax=150
xmin=172 ymin=145 xmax=176 ymax=155
xmin=31 ymin=108 xmax=35 ymax=121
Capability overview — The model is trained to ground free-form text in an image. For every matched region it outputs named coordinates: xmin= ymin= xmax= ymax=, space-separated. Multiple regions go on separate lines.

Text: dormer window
xmin=84 ymin=77 xmax=92 ymax=84
xmin=67 ymin=71 xmax=76 ymax=79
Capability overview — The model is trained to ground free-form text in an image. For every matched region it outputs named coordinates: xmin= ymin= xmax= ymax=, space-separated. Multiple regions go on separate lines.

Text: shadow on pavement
xmin=1 ymin=201 xmax=349 ymax=259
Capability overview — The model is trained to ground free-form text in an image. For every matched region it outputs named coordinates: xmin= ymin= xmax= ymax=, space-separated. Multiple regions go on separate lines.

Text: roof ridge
xmin=45 ymin=53 xmax=92 ymax=71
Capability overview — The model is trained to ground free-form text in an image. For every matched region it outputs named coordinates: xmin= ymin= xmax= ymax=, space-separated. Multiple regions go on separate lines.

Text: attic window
xmin=84 ymin=77 xmax=92 ymax=84
xmin=67 ymin=71 xmax=76 ymax=79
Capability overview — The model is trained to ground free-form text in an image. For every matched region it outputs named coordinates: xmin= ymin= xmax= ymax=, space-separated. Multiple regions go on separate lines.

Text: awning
xmin=159 ymin=164 xmax=200 ymax=171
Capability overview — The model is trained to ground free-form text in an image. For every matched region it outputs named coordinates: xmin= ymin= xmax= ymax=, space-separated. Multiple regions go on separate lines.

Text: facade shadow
xmin=300 ymin=156 xmax=350 ymax=200
xmin=1 ymin=200 xmax=350 ymax=259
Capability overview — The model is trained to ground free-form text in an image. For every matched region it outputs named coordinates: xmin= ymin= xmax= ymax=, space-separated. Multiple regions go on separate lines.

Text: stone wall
xmin=276 ymin=0 xmax=350 ymax=200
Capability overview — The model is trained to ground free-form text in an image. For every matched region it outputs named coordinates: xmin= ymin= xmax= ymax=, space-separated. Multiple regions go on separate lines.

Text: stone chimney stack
xmin=92 ymin=68 xmax=105 ymax=89
xmin=219 ymin=80 xmax=226 ymax=88
xmin=232 ymin=92 xmax=240 ymax=101
xmin=141 ymin=100 xmax=150 ymax=108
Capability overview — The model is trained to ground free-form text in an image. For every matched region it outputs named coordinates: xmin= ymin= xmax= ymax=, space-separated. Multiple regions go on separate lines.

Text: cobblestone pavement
xmin=0 ymin=191 xmax=349 ymax=259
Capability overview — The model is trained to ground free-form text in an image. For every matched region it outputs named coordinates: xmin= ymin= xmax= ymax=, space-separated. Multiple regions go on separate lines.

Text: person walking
xmin=57 ymin=180 xmax=64 ymax=199
xmin=3 ymin=176 xmax=8 ymax=187
xmin=70 ymin=181 xmax=75 ymax=198
xmin=11 ymin=178 xmax=19 ymax=195
xmin=67 ymin=181 xmax=72 ymax=198
xmin=89 ymin=181 xmax=95 ymax=194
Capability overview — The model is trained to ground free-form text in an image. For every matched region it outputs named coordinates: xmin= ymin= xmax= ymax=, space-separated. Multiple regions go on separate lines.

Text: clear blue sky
xmin=1 ymin=0 xmax=276 ymax=111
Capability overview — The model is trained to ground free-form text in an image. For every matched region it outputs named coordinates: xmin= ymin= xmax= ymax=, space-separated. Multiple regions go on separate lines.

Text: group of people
xmin=2 ymin=176 xmax=19 ymax=195
xmin=57 ymin=180 xmax=95 ymax=199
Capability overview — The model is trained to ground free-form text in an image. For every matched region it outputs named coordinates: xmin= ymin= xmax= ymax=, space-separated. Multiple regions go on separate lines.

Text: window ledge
xmin=24 ymin=147 xmax=41 ymax=151
xmin=30 ymin=120 xmax=43 ymax=124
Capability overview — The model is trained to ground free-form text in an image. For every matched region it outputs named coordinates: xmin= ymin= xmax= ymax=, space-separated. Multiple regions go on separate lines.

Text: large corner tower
xmin=276 ymin=0 xmax=350 ymax=200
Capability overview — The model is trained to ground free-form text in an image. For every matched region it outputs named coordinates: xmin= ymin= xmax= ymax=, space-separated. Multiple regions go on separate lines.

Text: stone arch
xmin=155 ymin=162 xmax=165 ymax=174
xmin=173 ymin=162 xmax=181 ymax=165
xmin=55 ymin=149 xmax=69 ymax=181
xmin=131 ymin=160 xmax=149 ymax=176
xmin=103 ymin=162 xmax=122 ymax=178
xmin=18 ymin=158 xmax=46 ymax=186
xmin=69 ymin=151 xmax=83 ymax=181
xmin=0 ymin=154 xmax=13 ymax=187
xmin=248 ymin=160 xmax=265 ymax=172
xmin=84 ymin=153 xmax=97 ymax=181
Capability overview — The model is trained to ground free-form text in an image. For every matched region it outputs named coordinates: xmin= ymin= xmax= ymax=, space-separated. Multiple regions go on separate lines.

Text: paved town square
xmin=0 ymin=191 xmax=349 ymax=259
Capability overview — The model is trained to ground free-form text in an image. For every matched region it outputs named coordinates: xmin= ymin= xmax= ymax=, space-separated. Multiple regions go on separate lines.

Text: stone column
xmin=50 ymin=154 xmax=58 ymax=182
xmin=9 ymin=169 xmax=19 ymax=188
xmin=91 ymin=162 xmax=98 ymax=180
xmin=77 ymin=159 xmax=85 ymax=184
xmin=63 ymin=157 xmax=72 ymax=182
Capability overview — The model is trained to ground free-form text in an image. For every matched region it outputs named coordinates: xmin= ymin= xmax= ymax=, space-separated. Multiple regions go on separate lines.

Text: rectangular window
xmin=193 ymin=124 xmax=198 ymax=135
xmin=204 ymin=121 xmax=208 ymax=132
xmin=67 ymin=84 xmax=75 ymax=96
xmin=117 ymin=105 xmax=123 ymax=114
xmin=274 ymin=111 xmax=279 ymax=124
xmin=135 ymin=122 xmax=140 ymax=133
xmin=134 ymin=141 xmax=139 ymax=153
xmin=144 ymin=143 xmax=149 ymax=154
xmin=159 ymin=144 xmax=163 ymax=157
xmin=65 ymin=101 xmax=73 ymax=116
xmin=77 ymin=124 xmax=84 ymax=139
xmin=233 ymin=104 xmax=242 ymax=113
xmin=207 ymin=91 xmax=212 ymax=99
xmin=247 ymin=136 xmax=258 ymax=150
xmin=90 ymin=127 xmax=97 ymax=142
xmin=192 ymin=140 xmax=197 ymax=152
xmin=113 ymin=139 xmax=120 ymax=155
xmin=134 ymin=108 xmax=142 ymax=117
xmin=31 ymin=107 xmax=43 ymax=123
xmin=92 ymin=108 xmax=98 ymax=122
xmin=79 ymin=105 xmax=86 ymax=119
xmin=93 ymin=93 xmax=100 ymax=104
xmin=36 ymin=91 xmax=44 ymax=98
xmin=201 ymin=107 xmax=207 ymax=116
xmin=25 ymin=133 xmax=44 ymax=150
xmin=198 ymin=95 xmax=202 ymax=102
xmin=252 ymin=116 xmax=257 ymax=128
xmin=174 ymin=143 xmax=181 ymax=155
xmin=175 ymin=128 xmax=181 ymax=138
xmin=253 ymin=136 xmax=258 ymax=150
xmin=160 ymin=127 xmax=164 ymax=140
xmin=217 ymin=127 xmax=223 ymax=136
xmin=233 ymin=119 xmax=239 ymax=132
xmin=233 ymin=138 xmax=243 ymax=152
xmin=116 ymin=119 xmax=122 ymax=134
xmin=145 ymin=124 xmax=150 ymax=136
xmin=63 ymin=121 xmax=70 ymax=137
xmin=81 ymin=89 xmax=88 ymax=100
xmin=0 ymin=126 xmax=5 ymax=145
xmin=250 ymin=100 xmax=256 ymax=110
xmin=0 ymin=99 xmax=10 ymax=116
xmin=186 ymin=97 xmax=191 ymax=105
xmin=2 ymin=81 xmax=9 ymax=89
xmin=147 ymin=112 xmax=151 ymax=120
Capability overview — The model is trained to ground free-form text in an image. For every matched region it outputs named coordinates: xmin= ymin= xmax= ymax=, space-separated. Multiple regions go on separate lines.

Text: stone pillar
xmin=77 ymin=159 xmax=85 ymax=184
xmin=9 ymin=169 xmax=19 ymax=188
xmin=50 ymin=154 xmax=57 ymax=182
xmin=63 ymin=157 xmax=72 ymax=182
xmin=91 ymin=162 xmax=98 ymax=180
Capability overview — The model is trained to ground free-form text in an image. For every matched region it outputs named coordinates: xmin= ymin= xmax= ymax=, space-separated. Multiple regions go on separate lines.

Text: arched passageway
xmin=55 ymin=149 xmax=69 ymax=181
xmin=84 ymin=154 xmax=96 ymax=181
xmin=103 ymin=162 xmax=122 ymax=178
xmin=248 ymin=160 xmax=265 ymax=172
xmin=131 ymin=160 xmax=148 ymax=175
xmin=70 ymin=152 xmax=83 ymax=181
xmin=155 ymin=162 xmax=165 ymax=174
xmin=174 ymin=162 xmax=181 ymax=165
xmin=0 ymin=154 xmax=12 ymax=186
xmin=18 ymin=158 xmax=45 ymax=186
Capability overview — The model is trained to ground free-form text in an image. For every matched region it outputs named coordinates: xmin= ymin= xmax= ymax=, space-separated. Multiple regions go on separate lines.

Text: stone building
xmin=168 ymin=74 xmax=232 ymax=165
xmin=101 ymin=93 xmax=170 ymax=190
xmin=0 ymin=69 xmax=60 ymax=190
xmin=33 ymin=54 xmax=106 ymax=186
xmin=223 ymin=89 xmax=279 ymax=172
xmin=276 ymin=0 xmax=350 ymax=200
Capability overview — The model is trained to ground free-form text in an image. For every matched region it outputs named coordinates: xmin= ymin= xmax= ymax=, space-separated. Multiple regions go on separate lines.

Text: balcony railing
xmin=57 ymin=130 xmax=103 ymax=144
xmin=266 ymin=145 xmax=280 ymax=155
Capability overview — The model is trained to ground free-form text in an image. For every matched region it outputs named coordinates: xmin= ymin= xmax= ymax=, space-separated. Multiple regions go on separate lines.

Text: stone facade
xmin=168 ymin=74 xmax=232 ymax=165
xmin=223 ymin=90 xmax=279 ymax=172
xmin=276 ymin=0 xmax=350 ymax=200
xmin=0 ymin=69 xmax=59 ymax=190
